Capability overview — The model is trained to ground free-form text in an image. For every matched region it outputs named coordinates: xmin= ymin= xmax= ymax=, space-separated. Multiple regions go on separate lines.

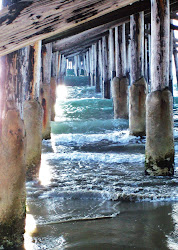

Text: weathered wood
xmin=115 ymin=26 xmax=119 ymax=78
xmin=51 ymin=51 xmax=59 ymax=79
xmin=109 ymin=28 xmax=115 ymax=80
xmin=74 ymin=55 xmax=77 ymax=76
xmin=24 ymin=43 xmax=43 ymax=179
xmin=60 ymin=55 xmax=67 ymax=81
xmin=0 ymin=0 xmax=151 ymax=56
xmin=44 ymin=0 xmax=152 ymax=45
xmin=61 ymin=32 xmax=108 ymax=57
xmin=83 ymin=53 xmax=86 ymax=75
xmin=95 ymin=42 xmax=100 ymax=92
xmin=93 ymin=43 xmax=97 ymax=85
xmin=102 ymin=36 xmax=110 ymax=99
xmin=130 ymin=12 xmax=144 ymax=84
xmin=53 ymin=18 xmax=128 ymax=53
xmin=169 ymin=28 xmax=173 ymax=94
xmin=91 ymin=44 xmax=95 ymax=86
xmin=126 ymin=35 xmax=131 ymax=82
xmin=28 ymin=41 xmax=41 ymax=100
xmin=173 ymin=44 xmax=178 ymax=88
xmin=148 ymin=27 xmax=151 ymax=84
xmin=115 ymin=24 xmax=126 ymax=78
xmin=86 ymin=50 xmax=90 ymax=76
xmin=144 ymin=36 xmax=148 ymax=82
xmin=42 ymin=43 xmax=52 ymax=85
xmin=151 ymin=0 xmax=170 ymax=91
xmin=98 ymin=39 xmax=103 ymax=90
xmin=57 ymin=53 xmax=61 ymax=84
xmin=41 ymin=43 xmax=52 ymax=139
xmin=0 ymin=48 xmax=28 ymax=118
xmin=0 ymin=49 xmax=27 ymax=248
xmin=89 ymin=47 xmax=92 ymax=85
xmin=145 ymin=0 xmax=174 ymax=176
xmin=51 ymin=51 xmax=58 ymax=120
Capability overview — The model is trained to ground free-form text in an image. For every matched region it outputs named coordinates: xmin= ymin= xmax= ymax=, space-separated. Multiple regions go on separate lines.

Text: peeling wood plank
xmin=0 ymin=0 xmax=149 ymax=56
xmin=44 ymin=0 xmax=151 ymax=45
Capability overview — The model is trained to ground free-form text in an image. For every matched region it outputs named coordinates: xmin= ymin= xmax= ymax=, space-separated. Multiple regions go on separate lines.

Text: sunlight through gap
xmin=39 ymin=155 xmax=52 ymax=186
xmin=57 ymin=85 xmax=68 ymax=101
xmin=55 ymin=84 xmax=68 ymax=121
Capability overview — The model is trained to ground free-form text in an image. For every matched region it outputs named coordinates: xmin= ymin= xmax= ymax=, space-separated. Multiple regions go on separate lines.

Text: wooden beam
xmin=0 ymin=0 xmax=151 ymax=56
xmin=65 ymin=50 xmax=88 ymax=59
xmin=54 ymin=31 xmax=109 ymax=53
xmin=53 ymin=17 xmax=128 ymax=52
xmin=61 ymin=33 xmax=108 ymax=56
xmin=46 ymin=0 xmax=152 ymax=45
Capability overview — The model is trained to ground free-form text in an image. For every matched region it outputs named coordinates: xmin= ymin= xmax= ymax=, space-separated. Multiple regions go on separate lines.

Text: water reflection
xmin=24 ymin=214 xmax=37 ymax=250
xmin=167 ymin=203 xmax=178 ymax=249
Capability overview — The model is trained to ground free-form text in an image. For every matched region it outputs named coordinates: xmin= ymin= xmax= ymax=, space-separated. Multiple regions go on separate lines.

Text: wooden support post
xmin=148 ymin=24 xmax=151 ymax=86
xmin=78 ymin=55 xmax=81 ymax=76
xmin=129 ymin=12 xmax=147 ymax=136
xmin=130 ymin=12 xmax=144 ymax=84
xmin=91 ymin=44 xmax=95 ymax=86
xmin=51 ymin=52 xmax=58 ymax=121
xmin=60 ymin=55 xmax=67 ymax=82
xmin=115 ymin=26 xmax=120 ymax=78
xmin=145 ymin=0 xmax=174 ymax=176
xmin=95 ymin=42 xmax=101 ymax=93
xmin=113 ymin=24 xmax=128 ymax=119
xmin=115 ymin=24 xmax=127 ymax=78
xmin=74 ymin=55 xmax=77 ymax=76
xmin=57 ymin=53 xmax=61 ymax=84
xmin=169 ymin=28 xmax=174 ymax=94
xmin=144 ymin=35 xmax=148 ymax=83
xmin=24 ymin=41 xmax=43 ymax=179
xmin=86 ymin=51 xmax=90 ymax=77
xmin=102 ymin=36 xmax=110 ymax=99
xmin=89 ymin=47 xmax=93 ymax=86
xmin=109 ymin=28 xmax=116 ymax=81
xmin=126 ymin=37 xmax=131 ymax=83
xmin=94 ymin=44 xmax=97 ymax=85
xmin=40 ymin=43 xmax=52 ymax=140
xmin=83 ymin=53 xmax=86 ymax=76
xmin=0 ymin=48 xmax=28 ymax=248
xmin=173 ymin=44 xmax=178 ymax=88
xmin=98 ymin=40 xmax=103 ymax=92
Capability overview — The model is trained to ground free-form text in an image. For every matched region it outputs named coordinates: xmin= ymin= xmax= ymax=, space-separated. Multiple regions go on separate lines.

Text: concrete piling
xmin=24 ymin=100 xmax=43 ymax=179
xmin=145 ymin=89 xmax=174 ymax=176
xmin=129 ymin=77 xmax=147 ymax=136
xmin=112 ymin=77 xmax=129 ymax=119
xmin=145 ymin=0 xmax=174 ymax=176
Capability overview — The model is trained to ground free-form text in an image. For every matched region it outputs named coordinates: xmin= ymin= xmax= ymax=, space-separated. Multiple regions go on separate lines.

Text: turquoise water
xmin=25 ymin=86 xmax=178 ymax=249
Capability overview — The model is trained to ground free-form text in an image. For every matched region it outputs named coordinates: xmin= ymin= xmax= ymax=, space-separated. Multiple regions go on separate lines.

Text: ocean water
xmin=24 ymin=85 xmax=178 ymax=250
